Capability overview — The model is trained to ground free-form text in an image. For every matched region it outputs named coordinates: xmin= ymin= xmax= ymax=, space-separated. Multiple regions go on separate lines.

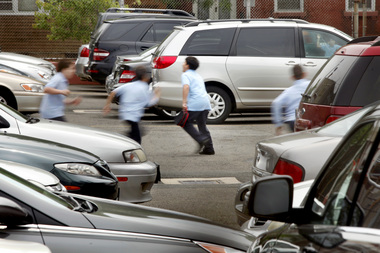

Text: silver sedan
xmin=235 ymin=105 xmax=372 ymax=225
xmin=0 ymin=103 xmax=158 ymax=203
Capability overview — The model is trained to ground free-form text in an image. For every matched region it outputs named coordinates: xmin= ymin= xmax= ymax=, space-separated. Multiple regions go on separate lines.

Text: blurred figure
xmin=271 ymin=64 xmax=310 ymax=135
xmin=39 ymin=59 xmax=82 ymax=121
xmin=181 ymin=56 xmax=214 ymax=155
xmin=317 ymin=34 xmax=341 ymax=57
xmin=103 ymin=65 xmax=160 ymax=144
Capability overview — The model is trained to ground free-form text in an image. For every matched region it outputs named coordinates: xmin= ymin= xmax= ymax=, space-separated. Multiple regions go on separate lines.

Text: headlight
xmin=195 ymin=242 xmax=245 ymax=253
xmin=54 ymin=163 xmax=101 ymax=176
xmin=20 ymin=83 xmax=44 ymax=92
xmin=123 ymin=149 xmax=147 ymax=163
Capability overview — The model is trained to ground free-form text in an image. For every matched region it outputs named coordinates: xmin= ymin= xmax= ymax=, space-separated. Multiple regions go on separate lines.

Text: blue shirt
xmin=321 ymin=44 xmax=341 ymax=57
xmin=39 ymin=72 xmax=68 ymax=119
xmin=181 ymin=69 xmax=211 ymax=111
xmin=114 ymin=80 xmax=158 ymax=122
xmin=271 ymin=79 xmax=310 ymax=127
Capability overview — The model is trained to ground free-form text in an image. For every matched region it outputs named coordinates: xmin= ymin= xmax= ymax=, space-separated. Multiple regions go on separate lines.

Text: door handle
xmin=303 ymin=62 xmax=317 ymax=67
xmin=286 ymin=61 xmax=298 ymax=66
xmin=141 ymin=46 xmax=149 ymax=51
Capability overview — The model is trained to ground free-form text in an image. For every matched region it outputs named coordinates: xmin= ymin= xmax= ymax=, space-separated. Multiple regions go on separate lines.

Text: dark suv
xmin=295 ymin=35 xmax=380 ymax=131
xmin=88 ymin=12 xmax=196 ymax=84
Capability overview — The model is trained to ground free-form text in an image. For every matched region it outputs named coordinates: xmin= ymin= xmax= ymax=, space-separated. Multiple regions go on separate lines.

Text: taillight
xmin=93 ymin=48 xmax=110 ymax=61
xmin=273 ymin=159 xmax=304 ymax=183
xmin=325 ymin=115 xmax=341 ymax=125
xmin=80 ymin=47 xmax=90 ymax=57
xmin=119 ymin=70 xmax=136 ymax=83
xmin=153 ymin=56 xmax=177 ymax=69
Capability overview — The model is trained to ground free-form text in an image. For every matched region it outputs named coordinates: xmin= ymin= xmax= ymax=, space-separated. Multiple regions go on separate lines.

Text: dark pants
xmin=285 ymin=121 xmax=295 ymax=132
xmin=182 ymin=110 xmax=213 ymax=150
xmin=48 ymin=116 xmax=67 ymax=122
xmin=126 ymin=120 xmax=141 ymax=144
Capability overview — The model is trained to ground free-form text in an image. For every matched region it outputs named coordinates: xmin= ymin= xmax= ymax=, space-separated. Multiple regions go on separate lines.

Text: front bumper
xmin=109 ymin=160 xmax=159 ymax=203
xmin=14 ymin=91 xmax=44 ymax=112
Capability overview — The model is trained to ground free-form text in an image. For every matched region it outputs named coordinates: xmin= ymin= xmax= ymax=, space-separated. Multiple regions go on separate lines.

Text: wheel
xmin=0 ymin=87 xmax=17 ymax=110
xmin=206 ymin=86 xmax=231 ymax=124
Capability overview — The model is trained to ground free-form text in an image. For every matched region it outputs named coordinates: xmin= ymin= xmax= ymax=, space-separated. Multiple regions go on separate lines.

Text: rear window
xmin=141 ymin=22 xmax=184 ymax=42
xmin=301 ymin=55 xmax=356 ymax=105
xmin=98 ymin=22 xmax=143 ymax=41
xmin=179 ymin=28 xmax=235 ymax=56
xmin=350 ymin=56 xmax=380 ymax=106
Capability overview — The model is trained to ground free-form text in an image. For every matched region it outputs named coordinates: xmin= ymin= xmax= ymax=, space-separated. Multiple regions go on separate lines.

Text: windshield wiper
xmin=26 ymin=116 xmax=40 ymax=124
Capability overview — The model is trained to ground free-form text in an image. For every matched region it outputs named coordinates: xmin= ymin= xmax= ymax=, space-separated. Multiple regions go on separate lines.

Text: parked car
xmin=75 ymin=44 xmax=91 ymax=81
xmin=0 ymin=102 xmax=158 ymax=203
xmin=0 ymin=50 xmax=56 ymax=74
xmin=88 ymin=15 xmax=196 ymax=84
xmin=151 ymin=19 xmax=352 ymax=123
xmin=0 ymin=166 xmax=256 ymax=253
xmin=105 ymin=45 xmax=158 ymax=94
xmin=0 ymin=59 xmax=54 ymax=84
xmin=295 ymin=35 xmax=380 ymax=131
xmin=0 ymin=160 xmax=65 ymax=193
xmin=0 ymin=132 xmax=118 ymax=200
xmin=75 ymin=8 xmax=193 ymax=82
xmin=247 ymin=101 xmax=380 ymax=252
xmin=235 ymin=104 xmax=372 ymax=225
xmin=0 ymin=239 xmax=51 ymax=253
xmin=0 ymin=72 xmax=45 ymax=112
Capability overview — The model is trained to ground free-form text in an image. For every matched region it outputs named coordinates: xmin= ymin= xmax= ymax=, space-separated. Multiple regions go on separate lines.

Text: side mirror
xmin=0 ymin=197 xmax=32 ymax=225
xmin=0 ymin=115 xmax=10 ymax=129
xmin=248 ymin=175 xmax=294 ymax=221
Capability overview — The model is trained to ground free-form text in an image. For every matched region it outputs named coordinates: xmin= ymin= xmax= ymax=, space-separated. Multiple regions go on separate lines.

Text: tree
xmin=33 ymin=0 xmax=132 ymax=43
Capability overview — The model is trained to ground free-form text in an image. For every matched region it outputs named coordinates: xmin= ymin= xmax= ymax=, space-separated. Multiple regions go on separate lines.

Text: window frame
xmin=274 ymin=0 xmax=304 ymax=13
xmin=345 ymin=0 xmax=376 ymax=12
xmin=0 ymin=0 xmax=39 ymax=15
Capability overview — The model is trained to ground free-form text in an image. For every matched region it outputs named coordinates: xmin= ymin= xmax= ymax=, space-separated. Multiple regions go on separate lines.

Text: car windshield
xmin=0 ymin=102 xmax=28 ymax=121
xmin=316 ymin=106 xmax=372 ymax=136
xmin=0 ymin=167 xmax=73 ymax=210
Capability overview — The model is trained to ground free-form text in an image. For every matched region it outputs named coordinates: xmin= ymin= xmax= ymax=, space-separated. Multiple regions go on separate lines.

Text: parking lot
xmin=43 ymin=84 xmax=276 ymax=229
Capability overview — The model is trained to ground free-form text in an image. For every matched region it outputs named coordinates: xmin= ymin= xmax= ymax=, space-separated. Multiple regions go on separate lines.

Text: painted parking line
xmin=161 ymin=177 xmax=241 ymax=185
xmin=73 ymin=110 xmax=103 ymax=113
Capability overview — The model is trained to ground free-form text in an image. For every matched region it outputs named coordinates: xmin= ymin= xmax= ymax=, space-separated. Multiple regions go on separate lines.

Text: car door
xmin=299 ymin=28 xmax=349 ymax=80
xmin=267 ymin=121 xmax=378 ymax=252
xmin=226 ymin=27 xmax=300 ymax=107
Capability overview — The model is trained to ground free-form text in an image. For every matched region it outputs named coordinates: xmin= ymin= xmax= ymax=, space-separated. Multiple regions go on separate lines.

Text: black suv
xmin=88 ymin=10 xmax=196 ymax=84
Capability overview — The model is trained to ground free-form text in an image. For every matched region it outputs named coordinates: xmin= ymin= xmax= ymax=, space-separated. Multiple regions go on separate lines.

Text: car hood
xmin=0 ymin=52 xmax=55 ymax=70
xmin=82 ymin=197 xmax=255 ymax=251
xmin=0 ymin=133 xmax=100 ymax=167
xmin=19 ymin=119 xmax=140 ymax=163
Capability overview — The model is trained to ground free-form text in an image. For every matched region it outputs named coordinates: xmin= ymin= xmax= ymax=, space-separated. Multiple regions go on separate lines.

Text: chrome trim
xmin=238 ymin=87 xmax=286 ymax=91
xmin=38 ymin=225 xmax=191 ymax=242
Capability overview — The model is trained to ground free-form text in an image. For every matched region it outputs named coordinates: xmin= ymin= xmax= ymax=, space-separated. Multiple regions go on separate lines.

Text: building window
xmin=0 ymin=0 xmax=38 ymax=13
xmin=275 ymin=0 xmax=304 ymax=12
xmin=346 ymin=0 xmax=375 ymax=11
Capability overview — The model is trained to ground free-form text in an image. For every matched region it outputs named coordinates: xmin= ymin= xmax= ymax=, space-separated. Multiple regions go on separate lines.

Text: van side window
xmin=179 ymin=28 xmax=235 ymax=56
xmin=302 ymin=29 xmax=347 ymax=58
xmin=236 ymin=28 xmax=295 ymax=57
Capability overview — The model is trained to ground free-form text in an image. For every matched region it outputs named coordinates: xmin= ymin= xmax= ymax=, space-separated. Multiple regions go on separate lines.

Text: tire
xmin=0 ymin=87 xmax=17 ymax=110
xmin=206 ymin=86 xmax=231 ymax=124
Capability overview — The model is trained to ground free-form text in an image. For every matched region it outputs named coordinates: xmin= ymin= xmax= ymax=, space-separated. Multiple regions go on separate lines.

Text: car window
xmin=301 ymin=55 xmax=356 ymax=105
xmin=350 ymin=57 xmax=380 ymax=106
xmin=316 ymin=106 xmax=371 ymax=136
xmin=302 ymin=29 xmax=347 ymax=58
xmin=179 ymin=28 xmax=235 ymax=56
xmin=354 ymin=137 xmax=380 ymax=228
xmin=311 ymin=122 xmax=374 ymax=226
xmin=99 ymin=22 xmax=140 ymax=41
xmin=141 ymin=22 xmax=182 ymax=42
xmin=236 ymin=28 xmax=296 ymax=57
xmin=0 ymin=102 xmax=28 ymax=121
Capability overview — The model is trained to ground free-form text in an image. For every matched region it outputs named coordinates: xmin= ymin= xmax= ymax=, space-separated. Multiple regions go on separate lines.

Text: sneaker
xmin=199 ymin=149 xmax=215 ymax=155
xmin=198 ymin=138 xmax=211 ymax=153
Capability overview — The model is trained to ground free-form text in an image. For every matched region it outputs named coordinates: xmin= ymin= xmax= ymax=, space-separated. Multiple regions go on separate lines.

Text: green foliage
xmin=33 ymin=0 xmax=121 ymax=43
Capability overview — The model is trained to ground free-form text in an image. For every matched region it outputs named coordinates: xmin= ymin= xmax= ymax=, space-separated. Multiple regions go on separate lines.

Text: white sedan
xmin=0 ymin=103 xmax=158 ymax=203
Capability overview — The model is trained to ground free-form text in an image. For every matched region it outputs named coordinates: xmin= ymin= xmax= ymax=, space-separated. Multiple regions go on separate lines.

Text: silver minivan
xmin=152 ymin=19 xmax=352 ymax=123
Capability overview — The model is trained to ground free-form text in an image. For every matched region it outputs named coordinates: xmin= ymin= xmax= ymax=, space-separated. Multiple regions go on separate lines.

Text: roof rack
xmin=106 ymin=8 xmax=194 ymax=17
xmin=185 ymin=18 xmax=309 ymax=27
xmin=347 ymin=35 xmax=380 ymax=45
